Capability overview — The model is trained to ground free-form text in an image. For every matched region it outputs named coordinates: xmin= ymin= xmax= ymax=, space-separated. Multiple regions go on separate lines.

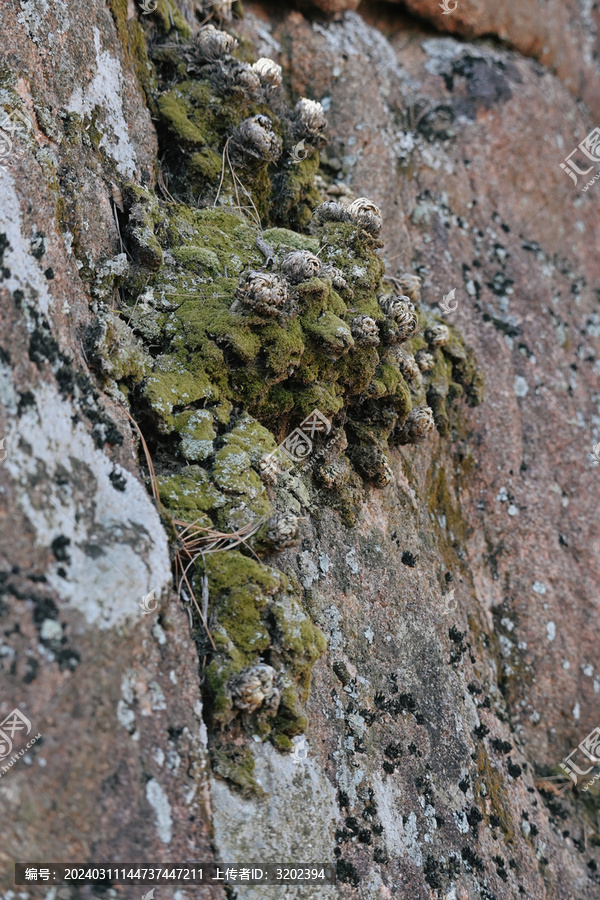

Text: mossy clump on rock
xmin=91 ymin=18 xmax=483 ymax=774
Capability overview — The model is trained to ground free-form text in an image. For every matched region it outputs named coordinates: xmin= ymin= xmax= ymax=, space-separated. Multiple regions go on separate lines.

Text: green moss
xmin=154 ymin=0 xmax=191 ymax=37
xmin=210 ymin=746 xmax=264 ymax=798
xmin=475 ymin=744 xmax=515 ymax=841
xmin=427 ymin=464 xmax=467 ymax=549
xmin=112 ymin=17 xmax=484 ymax=771
xmin=107 ymin=0 xmax=156 ymax=97
xmin=157 ymin=466 xmax=225 ymax=523
xmin=201 ymin=553 xmax=326 ymax=742
xmin=263 ymin=228 xmax=319 ymax=254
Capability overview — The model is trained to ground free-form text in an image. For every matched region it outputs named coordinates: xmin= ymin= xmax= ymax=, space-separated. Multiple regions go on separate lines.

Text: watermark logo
xmin=0 ymin=708 xmax=40 ymax=779
xmin=559 ymin=726 xmax=600 ymax=789
xmin=591 ymin=442 xmax=600 ymax=463
xmin=439 ymin=0 xmax=458 ymax=13
xmin=0 ymin=109 xmax=32 ymax=169
xmin=0 ymin=438 xmax=6 ymax=463
xmin=439 ymin=288 xmax=458 ymax=314
xmin=141 ymin=890 xmax=157 ymax=900
xmin=0 ymin=130 xmax=13 ymax=162
xmin=560 ymin=126 xmax=600 ymax=191
xmin=138 ymin=0 xmax=158 ymax=12
xmin=0 ymin=708 xmax=32 ymax=760
xmin=139 ymin=589 xmax=158 ymax=615
xmin=261 ymin=409 xmax=342 ymax=485
xmin=441 ymin=588 xmax=458 ymax=615
xmin=290 ymin=140 xmax=309 ymax=164
xmin=291 ymin=736 xmax=309 ymax=764
xmin=279 ymin=409 xmax=331 ymax=463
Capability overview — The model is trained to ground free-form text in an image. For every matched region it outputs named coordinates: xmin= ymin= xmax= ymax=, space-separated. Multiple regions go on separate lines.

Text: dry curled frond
xmin=293 ymin=98 xmax=327 ymax=140
xmin=231 ymin=114 xmax=282 ymax=163
xmin=228 ymin=664 xmax=280 ymax=714
xmin=379 ymin=296 xmax=419 ymax=340
xmin=266 ymin=512 xmax=300 ymax=548
xmin=190 ymin=24 xmax=238 ymax=64
xmin=351 ymin=315 xmax=379 ymax=346
xmin=348 ymin=197 xmax=382 ymax=235
xmin=252 ymin=57 xmax=283 ymax=87
xmin=396 ymin=272 xmax=422 ymax=303
xmin=234 ymin=270 xmax=289 ymax=317
xmin=393 ymin=350 xmax=421 ymax=382
xmin=415 ymin=348 xmax=435 ymax=372
xmin=397 ymin=406 xmax=435 ymax=444
xmin=280 ymin=249 xmax=321 ymax=284
xmin=425 ymin=323 xmax=450 ymax=348
xmin=311 ymin=201 xmax=352 ymax=226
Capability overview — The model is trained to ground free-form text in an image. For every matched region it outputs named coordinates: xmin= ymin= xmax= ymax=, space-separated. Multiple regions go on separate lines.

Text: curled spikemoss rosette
xmin=95 ymin=21 xmax=484 ymax=778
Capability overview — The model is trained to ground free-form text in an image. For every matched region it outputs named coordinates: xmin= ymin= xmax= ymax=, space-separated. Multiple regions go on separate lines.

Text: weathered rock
xmin=2 ymin=1 xmax=600 ymax=899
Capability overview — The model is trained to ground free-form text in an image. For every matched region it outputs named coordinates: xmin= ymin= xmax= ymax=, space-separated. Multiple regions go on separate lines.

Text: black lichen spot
xmin=359 ymin=708 xmax=378 ymax=726
xmin=473 ymin=723 xmax=490 ymax=739
xmin=83 ymin=543 xmax=104 ymax=559
xmin=31 ymin=233 xmax=46 ymax=260
xmin=51 ymin=535 xmax=71 ymax=564
xmin=109 ymin=469 xmax=127 ymax=492
xmin=507 ymin=760 xmax=522 ymax=778
xmin=337 ymin=789 xmax=349 ymax=808
xmin=467 ymin=682 xmax=482 ymax=695
xmin=358 ymin=828 xmax=372 ymax=845
xmin=382 ymin=760 xmax=395 ymax=774
xmin=424 ymin=855 xmax=444 ymax=891
xmin=333 ymin=660 xmax=351 ymax=685
xmin=461 ymin=845 xmax=483 ymax=872
xmin=23 ymin=656 xmax=39 ymax=684
xmin=491 ymin=738 xmax=512 ymax=754
xmin=373 ymin=847 xmax=388 ymax=864
xmin=56 ymin=365 xmax=75 ymax=396
xmin=32 ymin=596 xmax=59 ymax=625
xmin=449 ymin=626 xmax=465 ymax=644
xmin=55 ymin=648 xmax=81 ymax=671
xmin=44 ymin=267 xmax=55 ymax=280
xmin=401 ymin=551 xmax=418 ymax=567
xmin=336 ymin=859 xmax=360 ymax=887
xmin=345 ymin=816 xmax=360 ymax=835
xmin=395 ymin=692 xmax=416 ymax=714
xmin=459 ymin=775 xmax=470 ymax=794
xmin=385 ymin=742 xmax=402 ymax=760
xmin=489 ymin=814 xmax=501 ymax=828
xmin=29 ymin=324 xmax=59 ymax=368
xmin=0 ymin=233 xmax=10 ymax=269
xmin=17 ymin=390 xmax=35 ymax=416
xmin=466 ymin=806 xmax=483 ymax=832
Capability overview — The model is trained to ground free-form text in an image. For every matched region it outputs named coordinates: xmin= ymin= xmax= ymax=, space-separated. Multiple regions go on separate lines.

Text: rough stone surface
xmin=2 ymin=1 xmax=600 ymax=899
xmin=301 ymin=0 xmax=600 ymax=121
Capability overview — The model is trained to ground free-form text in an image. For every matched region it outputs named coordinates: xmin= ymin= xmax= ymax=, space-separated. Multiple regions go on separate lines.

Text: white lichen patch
xmin=210 ymin=743 xmax=338 ymax=899
xmin=146 ymin=777 xmax=173 ymax=845
xmin=4 ymin=381 xmax=171 ymax=629
xmin=18 ymin=0 xmax=69 ymax=45
xmin=66 ymin=28 xmax=137 ymax=178
xmin=0 ymin=169 xmax=54 ymax=315
xmin=372 ymin=774 xmax=423 ymax=866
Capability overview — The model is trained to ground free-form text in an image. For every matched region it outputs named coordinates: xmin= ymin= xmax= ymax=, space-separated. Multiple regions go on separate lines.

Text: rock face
xmin=1 ymin=2 xmax=600 ymax=900
xmin=303 ymin=0 xmax=600 ymax=122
